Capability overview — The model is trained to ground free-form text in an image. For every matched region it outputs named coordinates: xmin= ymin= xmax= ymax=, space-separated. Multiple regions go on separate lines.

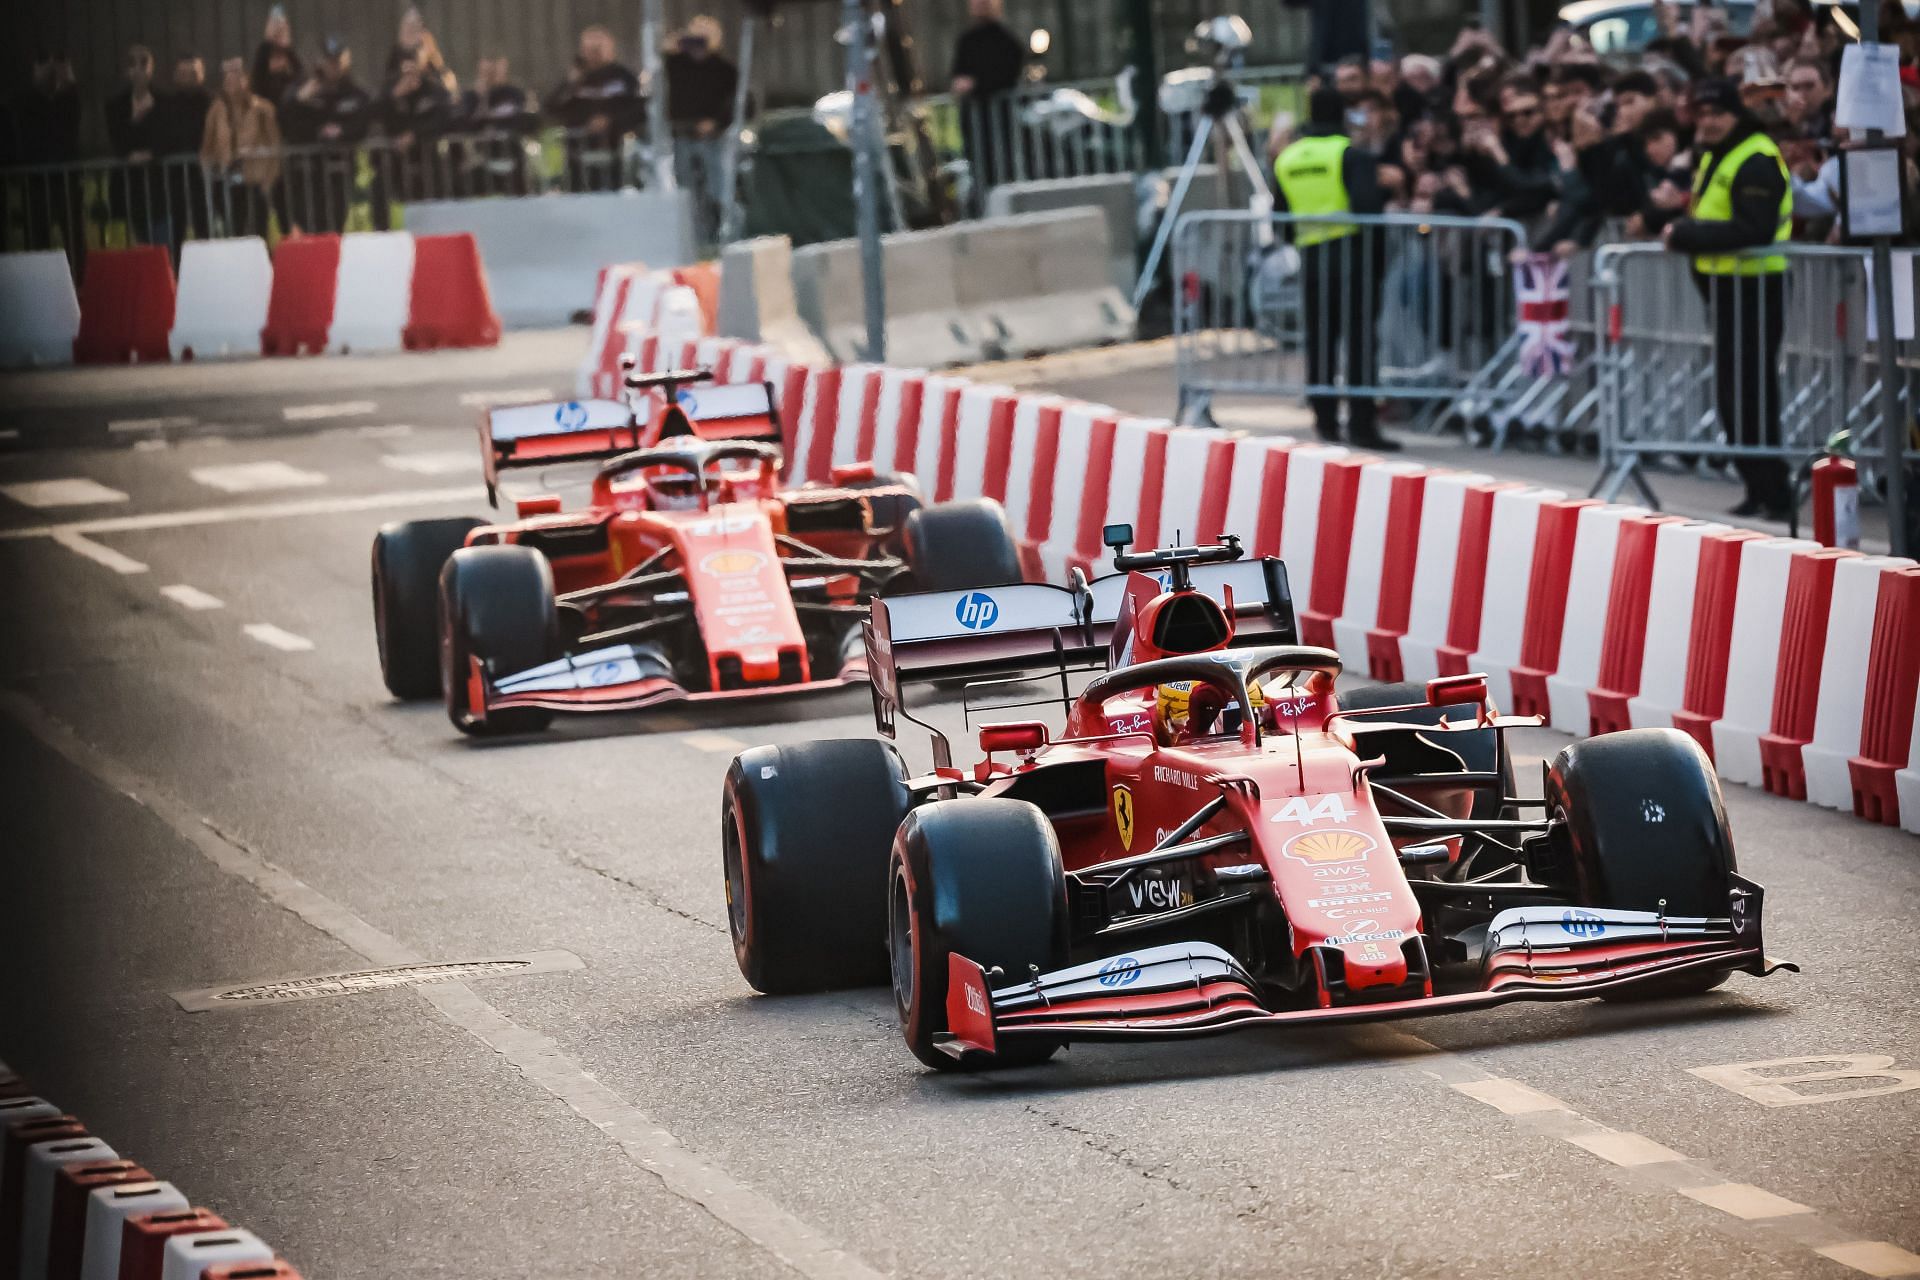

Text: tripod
xmin=1131 ymin=76 xmax=1274 ymax=312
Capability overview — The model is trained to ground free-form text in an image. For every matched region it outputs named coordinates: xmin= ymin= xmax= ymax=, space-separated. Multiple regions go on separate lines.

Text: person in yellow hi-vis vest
xmin=1272 ymin=86 xmax=1397 ymax=450
xmin=1662 ymin=78 xmax=1794 ymax=522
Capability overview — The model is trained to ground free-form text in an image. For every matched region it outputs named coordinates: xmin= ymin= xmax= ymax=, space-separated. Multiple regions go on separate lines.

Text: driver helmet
xmin=1155 ymin=678 xmax=1265 ymax=745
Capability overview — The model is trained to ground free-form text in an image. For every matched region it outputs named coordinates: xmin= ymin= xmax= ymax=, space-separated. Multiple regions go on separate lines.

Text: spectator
xmin=1611 ymin=70 xmax=1660 ymax=134
xmin=1545 ymin=63 xmax=1604 ymax=143
xmin=1460 ymin=75 xmax=1561 ymax=235
xmin=1784 ymin=57 xmax=1833 ymax=140
xmin=201 ymin=55 xmax=281 ymax=238
xmin=1272 ymin=85 xmax=1397 ymax=451
xmin=251 ymin=6 xmax=302 ymax=106
xmin=278 ymin=35 xmax=371 ymax=234
xmin=951 ymin=0 xmax=1025 ymax=202
xmin=453 ymin=56 xmax=535 ymax=196
xmin=665 ymin=16 xmax=740 ymax=246
xmin=1333 ymin=55 xmax=1369 ymax=104
xmin=1663 ymin=77 xmax=1794 ymax=521
xmin=164 ymin=54 xmax=214 ymax=251
xmin=547 ymin=25 xmax=643 ymax=192
xmin=388 ymin=9 xmax=458 ymax=96
xmin=1395 ymin=54 xmax=1442 ymax=124
xmin=371 ymin=47 xmax=453 ymax=228
xmin=11 ymin=53 xmax=85 ymax=267
xmin=106 ymin=45 xmax=169 ymax=248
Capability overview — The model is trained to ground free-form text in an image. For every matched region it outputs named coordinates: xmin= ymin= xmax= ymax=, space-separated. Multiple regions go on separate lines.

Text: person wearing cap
xmin=664 ymin=16 xmax=740 ymax=246
xmin=278 ymin=35 xmax=371 ymax=233
xmin=1272 ymin=85 xmax=1397 ymax=450
xmin=1663 ymin=76 xmax=1794 ymax=521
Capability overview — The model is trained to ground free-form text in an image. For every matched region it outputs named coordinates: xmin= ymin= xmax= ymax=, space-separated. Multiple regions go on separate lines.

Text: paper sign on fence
xmin=1837 ymin=43 xmax=1906 ymax=137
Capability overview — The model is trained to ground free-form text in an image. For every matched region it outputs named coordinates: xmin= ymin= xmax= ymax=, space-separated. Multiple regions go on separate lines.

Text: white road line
xmin=242 ymin=623 xmax=315 ymax=652
xmin=49 ymin=530 xmax=147 ymax=574
xmin=0 ymin=691 xmax=885 ymax=1280
xmin=0 ymin=487 xmax=484 ymax=543
xmin=189 ymin=462 xmax=328 ymax=493
xmin=1450 ymin=1078 xmax=1568 ymax=1115
xmin=0 ymin=429 xmax=20 ymax=442
xmin=108 ymin=415 xmax=198 ymax=433
xmin=681 ymin=732 xmax=747 ymax=754
xmin=340 ymin=424 xmax=415 ymax=440
xmin=132 ymin=439 xmax=171 ymax=453
xmin=282 ymin=400 xmax=377 ymax=422
xmin=1565 ymin=1129 xmax=1687 ymax=1167
xmin=3 ymin=479 xmax=131 ymax=508
xmin=1816 ymin=1241 xmax=1920 ymax=1277
xmin=159 ymin=584 xmax=224 ymax=611
xmin=459 ymin=388 xmax=553 ymax=407
xmin=1679 ymin=1183 xmax=1815 ymax=1221
xmin=381 ymin=451 xmax=474 ymax=476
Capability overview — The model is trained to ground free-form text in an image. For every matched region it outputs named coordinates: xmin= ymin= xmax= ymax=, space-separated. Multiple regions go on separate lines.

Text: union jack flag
xmin=1513 ymin=253 xmax=1574 ymax=379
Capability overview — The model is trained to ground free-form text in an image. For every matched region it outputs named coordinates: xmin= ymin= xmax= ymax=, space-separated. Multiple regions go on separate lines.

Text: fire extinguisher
xmin=1811 ymin=449 xmax=1861 ymax=550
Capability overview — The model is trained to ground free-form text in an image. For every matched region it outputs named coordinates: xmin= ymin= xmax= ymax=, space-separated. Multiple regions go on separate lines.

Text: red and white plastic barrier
xmin=1801 ymin=556 xmax=1917 ymax=812
xmin=0 ymin=251 xmax=83 ymax=368
xmin=169 ymin=239 xmax=273 ymax=361
xmin=1038 ymin=404 xmax=1119 ymax=581
xmin=1003 ymin=395 xmax=1066 ymax=578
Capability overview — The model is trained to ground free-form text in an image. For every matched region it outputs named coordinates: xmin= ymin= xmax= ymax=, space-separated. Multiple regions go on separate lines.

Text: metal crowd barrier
xmin=0 ymin=128 xmax=647 ymax=272
xmin=1171 ymin=209 xmax=1529 ymax=429
xmin=1589 ymin=240 xmax=1918 ymax=508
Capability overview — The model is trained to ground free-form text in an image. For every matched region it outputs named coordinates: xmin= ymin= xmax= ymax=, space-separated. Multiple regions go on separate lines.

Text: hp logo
xmin=1098 ymin=956 xmax=1142 ymax=988
xmin=554 ymin=401 xmax=589 ymax=430
xmin=675 ymin=389 xmax=699 ymax=415
xmin=955 ymin=591 xmax=999 ymax=631
xmin=1559 ymin=909 xmax=1607 ymax=938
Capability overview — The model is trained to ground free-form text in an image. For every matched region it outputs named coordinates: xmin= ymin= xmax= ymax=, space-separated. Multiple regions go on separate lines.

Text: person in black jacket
xmin=164 ymin=55 xmax=213 ymax=253
xmin=1663 ymin=78 xmax=1795 ymax=520
xmin=106 ymin=45 xmax=170 ymax=248
xmin=278 ymin=36 xmax=372 ymax=233
xmin=951 ymin=0 xmax=1026 ymax=205
xmin=371 ymin=49 xmax=453 ymax=227
xmin=12 ymin=53 xmax=85 ymax=268
xmin=665 ymin=16 xmax=740 ymax=245
xmin=452 ymin=57 xmax=536 ymax=196
xmin=548 ymin=25 xmax=643 ymax=192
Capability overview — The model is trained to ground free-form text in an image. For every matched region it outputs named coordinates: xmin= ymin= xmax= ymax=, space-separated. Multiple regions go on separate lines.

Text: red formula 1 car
xmin=721 ymin=527 xmax=1793 ymax=1070
xmin=370 ymin=369 xmax=1023 ymax=734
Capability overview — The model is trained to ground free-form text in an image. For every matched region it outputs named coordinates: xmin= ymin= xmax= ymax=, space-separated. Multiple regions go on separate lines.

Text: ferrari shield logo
xmin=1112 ymin=785 xmax=1135 ymax=851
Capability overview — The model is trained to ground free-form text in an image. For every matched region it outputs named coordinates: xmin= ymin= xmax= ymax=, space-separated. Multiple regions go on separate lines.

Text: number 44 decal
xmin=1270 ymin=795 xmax=1354 ymax=827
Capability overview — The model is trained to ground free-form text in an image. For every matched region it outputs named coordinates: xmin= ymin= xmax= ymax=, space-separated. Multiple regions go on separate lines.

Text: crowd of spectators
xmin=2 ymin=4 xmax=743 ymax=257
xmin=1276 ymin=0 xmax=1920 ymax=253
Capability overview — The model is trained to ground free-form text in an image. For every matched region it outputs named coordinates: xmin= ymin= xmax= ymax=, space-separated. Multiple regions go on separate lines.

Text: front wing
xmin=465 ymin=643 xmax=868 ymax=718
xmin=939 ymin=876 xmax=1793 ymax=1059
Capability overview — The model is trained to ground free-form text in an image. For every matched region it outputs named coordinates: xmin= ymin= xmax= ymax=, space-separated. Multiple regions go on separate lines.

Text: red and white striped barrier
xmin=1038 ymin=404 xmax=1119 ymax=581
xmin=948 ymin=385 xmax=1017 ymax=504
xmin=870 ymin=369 xmax=926 ymax=476
xmin=1105 ymin=418 xmax=1172 ymax=549
xmin=1542 ymin=505 xmax=1655 ymax=732
xmin=1334 ymin=462 xmax=1430 ymax=682
xmin=1003 ymin=394 xmax=1066 ymax=579
xmin=1218 ymin=436 xmax=1292 ymax=557
xmin=1297 ymin=454 xmax=1376 ymax=649
xmin=1801 ymin=556 xmax=1917 ymax=812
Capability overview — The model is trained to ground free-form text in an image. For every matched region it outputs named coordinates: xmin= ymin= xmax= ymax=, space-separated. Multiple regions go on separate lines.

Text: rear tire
xmin=439 ymin=545 xmax=559 ymax=736
xmin=722 ymin=739 xmax=912 ymax=993
xmin=843 ymin=471 xmax=923 ymax=554
xmin=1546 ymin=728 xmax=1737 ymax=1000
xmin=890 ymin=799 xmax=1067 ymax=1071
xmin=902 ymin=499 xmax=1022 ymax=592
xmin=372 ymin=516 xmax=483 ymax=699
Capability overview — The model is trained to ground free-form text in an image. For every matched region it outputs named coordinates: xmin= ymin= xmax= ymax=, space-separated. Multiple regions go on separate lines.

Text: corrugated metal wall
xmin=9 ymin=1 xmax=1476 ymax=156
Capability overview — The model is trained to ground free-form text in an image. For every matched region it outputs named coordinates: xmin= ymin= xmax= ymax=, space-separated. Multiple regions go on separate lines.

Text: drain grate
xmin=172 ymin=949 xmax=583 ymax=1012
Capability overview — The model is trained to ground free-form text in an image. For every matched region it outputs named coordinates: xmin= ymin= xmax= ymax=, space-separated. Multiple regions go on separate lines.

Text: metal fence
xmin=1590 ymin=241 xmax=1918 ymax=509
xmin=1171 ymin=209 xmax=1530 ymax=430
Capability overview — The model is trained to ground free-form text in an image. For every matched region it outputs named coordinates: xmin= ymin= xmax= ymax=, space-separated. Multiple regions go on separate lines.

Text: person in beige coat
xmin=201 ymin=56 xmax=283 ymax=237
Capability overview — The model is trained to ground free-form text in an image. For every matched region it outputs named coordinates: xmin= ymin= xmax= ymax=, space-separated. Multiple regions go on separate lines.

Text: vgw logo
xmin=955 ymin=591 xmax=999 ymax=630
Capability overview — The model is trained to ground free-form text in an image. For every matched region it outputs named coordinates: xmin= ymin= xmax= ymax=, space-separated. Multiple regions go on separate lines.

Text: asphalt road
xmin=1 ymin=338 xmax=1916 ymax=1279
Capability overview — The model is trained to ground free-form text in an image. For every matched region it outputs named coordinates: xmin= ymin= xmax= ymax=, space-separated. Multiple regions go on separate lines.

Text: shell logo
xmin=1283 ymin=829 xmax=1375 ymax=866
xmin=701 ymin=550 xmax=766 ymax=577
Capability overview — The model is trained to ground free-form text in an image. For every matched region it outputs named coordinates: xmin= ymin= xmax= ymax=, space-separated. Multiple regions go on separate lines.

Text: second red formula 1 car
xmin=370 ymin=369 xmax=1022 ymax=734
xmin=721 ymin=528 xmax=1793 ymax=1070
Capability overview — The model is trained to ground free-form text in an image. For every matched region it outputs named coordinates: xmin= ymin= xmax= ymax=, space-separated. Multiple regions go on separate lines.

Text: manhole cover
xmin=173 ymin=949 xmax=582 ymax=1012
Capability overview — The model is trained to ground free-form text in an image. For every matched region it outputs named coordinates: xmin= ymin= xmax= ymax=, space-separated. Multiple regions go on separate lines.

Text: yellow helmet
xmin=1155 ymin=678 xmax=1264 ymax=742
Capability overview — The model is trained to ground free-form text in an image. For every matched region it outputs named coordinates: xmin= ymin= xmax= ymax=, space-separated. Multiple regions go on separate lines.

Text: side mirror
xmin=1426 ymin=674 xmax=1489 ymax=707
xmin=979 ymin=721 xmax=1049 ymax=755
xmin=1103 ymin=523 xmax=1134 ymax=552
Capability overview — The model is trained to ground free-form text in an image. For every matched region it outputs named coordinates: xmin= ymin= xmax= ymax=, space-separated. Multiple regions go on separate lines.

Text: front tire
xmin=902 ymin=499 xmax=1022 ymax=592
xmin=722 ymin=739 xmax=912 ymax=993
xmin=372 ymin=516 xmax=483 ymax=699
xmin=890 ymin=799 xmax=1067 ymax=1070
xmin=1546 ymin=728 xmax=1737 ymax=999
xmin=439 ymin=544 xmax=559 ymax=736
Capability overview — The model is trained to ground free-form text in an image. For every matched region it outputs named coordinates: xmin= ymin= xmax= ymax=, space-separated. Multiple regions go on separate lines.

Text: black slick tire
xmin=901 ymin=499 xmax=1022 ymax=592
xmin=439 ymin=544 xmax=559 ymax=736
xmin=372 ymin=516 xmax=483 ymax=699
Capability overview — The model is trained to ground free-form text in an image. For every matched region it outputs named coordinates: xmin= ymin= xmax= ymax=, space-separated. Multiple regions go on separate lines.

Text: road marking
xmin=0 ymin=691 xmax=885 ymax=1280
xmin=133 ymin=439 xmax=171 ymax=453
xmin=681 ymin=731 xmax=747 ymax=753
xmin=382 ymin=451 xmax=474 ymax=476
xmin=173 ymin=951 xmax=584 ymax=1012
xmin=0 ymin=487 xmax=484 ymax=543
xmin=1450 ymin=1078 xmax=1568 ymax=1115
xmin=109 ymin=415 xmax=197 ymax=433
xmin=160 ymin=584 xmax=224 ymax=610
xmin=2 ymin=479 xmax=130 ymax=508
xmin=0 ymin=429 xmax=20 ymax=443
xmin=190 ymin=461 xmax=328 ymax=493
xmin=459 ymin=388 xmax=553 ymax=407
xmin=1816 ymin=1242 xmax=1920 ymax=1277
xmin=282 ymin=400 xmax=377 ymax=422
xmin=1679 ymin=1183 xmax=1815 ymax=1220
xmin=1564 ymin=1129 xmax=1686 ymax=1167
xmin=1689 ymin=1055 xmax=1920 ymax=1107
xmin=50 ymin=530 xmax=147 ymax=574
xmin=339 ymin=424 xmax=414 ymax=439
xmin=243 ymin=624 xmax=314 ymax=652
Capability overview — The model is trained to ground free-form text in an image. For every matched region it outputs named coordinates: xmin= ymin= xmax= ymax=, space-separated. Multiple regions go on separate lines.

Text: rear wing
xmin=478 ymin=381 xmax=783 ymax=504
xmin=864 ymin=558 xmax=1296 ymax=740
xmin=481 ymin=397 xmax=644 ymax=503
